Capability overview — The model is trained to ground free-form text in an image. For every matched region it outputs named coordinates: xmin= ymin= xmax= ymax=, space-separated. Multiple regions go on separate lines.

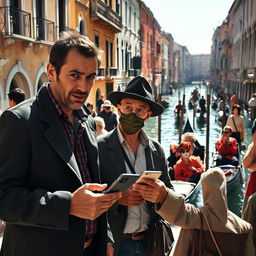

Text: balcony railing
xmin=35 ymin=17 xmax=55 ymax=42
xmin=90 ymin=0 xmax=121 ymax=32
xmin=0 ymin=6 xmax=31 ymax=37
xmin=110 ymin=67 xmax=117 ymax=76
xmin=128 ymin=69 xmax=136 ymax=77
xmin=59 ymin=25 xmax=75 ymax=35
xmin=98 ymin=67 xmax=105 ymax=77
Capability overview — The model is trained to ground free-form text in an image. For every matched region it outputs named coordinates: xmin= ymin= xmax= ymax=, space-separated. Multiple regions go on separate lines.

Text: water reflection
xmin=144 ymin=84 xmax=252 ymax=216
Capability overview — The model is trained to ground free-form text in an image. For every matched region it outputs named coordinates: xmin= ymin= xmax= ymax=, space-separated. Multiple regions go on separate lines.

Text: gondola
xmin=211 ymin=139 xmax=244 ymax=193
xmin=171 ymin=118 xmax=205 ymax=203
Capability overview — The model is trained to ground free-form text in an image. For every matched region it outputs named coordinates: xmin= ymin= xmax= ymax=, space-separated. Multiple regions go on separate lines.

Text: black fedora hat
xmin=108 ymin=76 xmax=164 ymax=117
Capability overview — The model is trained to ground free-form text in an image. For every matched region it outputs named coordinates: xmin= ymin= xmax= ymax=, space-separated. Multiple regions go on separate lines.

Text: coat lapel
xmin=106 ymin=129 xmax=127 ymax=177
xmin=37 ymin=86 xmax=83 ymax=184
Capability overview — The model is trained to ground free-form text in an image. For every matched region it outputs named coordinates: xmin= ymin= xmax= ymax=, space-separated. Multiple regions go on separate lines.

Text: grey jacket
xmin=98 ymin=128 xmax=172 ymax=253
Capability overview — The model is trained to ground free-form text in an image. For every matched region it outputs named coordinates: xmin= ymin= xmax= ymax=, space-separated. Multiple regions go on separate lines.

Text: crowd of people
xmin=0 ymin=32 xmax=255 ymax=256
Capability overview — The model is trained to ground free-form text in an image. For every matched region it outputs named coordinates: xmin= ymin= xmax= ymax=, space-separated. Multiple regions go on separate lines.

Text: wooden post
xmin=206 ymin=94 xmax=210 ymax=171
xmin=179 ymin=93 xmax=186 ymax=143
xmin=158 ymin=91 xmax=161 ymax=143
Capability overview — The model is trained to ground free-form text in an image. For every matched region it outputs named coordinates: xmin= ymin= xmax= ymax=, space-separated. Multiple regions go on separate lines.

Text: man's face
xmin=47 ymin=48 xmax=98 ymax=115
xmin=117 ymin=98 xmax=152 ymax=120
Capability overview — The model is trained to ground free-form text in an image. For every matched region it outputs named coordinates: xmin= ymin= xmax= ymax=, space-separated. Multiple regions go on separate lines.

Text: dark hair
xmin=8 ymin=88 xmax=25 ymax=104
xmin=49 ymin=31 xmax=102 ymax=76
xmin=232 ymin=104 xmax=241 ymax=115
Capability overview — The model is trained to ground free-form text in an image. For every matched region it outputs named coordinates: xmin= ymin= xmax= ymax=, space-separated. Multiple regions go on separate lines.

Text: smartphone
xmin=103 ymin=173 xmax=140 ymax=193
xmin=136 ymin=171 xmax=162 ymax=184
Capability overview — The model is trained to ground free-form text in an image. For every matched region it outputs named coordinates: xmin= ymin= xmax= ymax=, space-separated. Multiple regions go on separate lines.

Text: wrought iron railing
xmin=110 ymin=67 xmax=117 ymax=76
xmin=91 ymin=0 xmax=121 ymax=30
xmin=0 ymin=6 xmax=31 ymax=37
xmin=98 ymin=67 xmax=105 ymax=77
xmin=128 ymin=69 xmax=136 ymax=77
xmin=35 ymin=17 xmax=55 ymax=41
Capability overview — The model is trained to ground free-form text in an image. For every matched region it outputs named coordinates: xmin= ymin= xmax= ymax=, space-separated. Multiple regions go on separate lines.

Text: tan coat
xmin=157 ymin=168 xmax=255 ymax=256
xmin=226 ymin=114 xmax=245 ymax=141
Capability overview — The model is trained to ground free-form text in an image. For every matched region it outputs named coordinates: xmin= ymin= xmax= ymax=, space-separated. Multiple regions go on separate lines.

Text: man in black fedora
xmin=98 ymin=76 xmax=172 ymax=256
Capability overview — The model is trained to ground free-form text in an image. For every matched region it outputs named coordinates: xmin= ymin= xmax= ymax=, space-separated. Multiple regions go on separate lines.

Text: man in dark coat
xmin=0 ymin=32 xmax=121 ymax=256
xmin=98 ymin=76 xmax=172 ymax=255
xmin=98 ymin=100 xmax=118 ymax=131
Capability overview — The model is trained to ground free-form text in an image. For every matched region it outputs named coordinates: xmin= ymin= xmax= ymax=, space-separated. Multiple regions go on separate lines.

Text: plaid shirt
xmin=47 ymin=85 xmax=96 ymax=236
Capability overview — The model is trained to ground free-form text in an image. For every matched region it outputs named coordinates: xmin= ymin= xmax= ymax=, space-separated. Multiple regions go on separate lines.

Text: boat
xmin=171 ymin=118 xmax=205 ymax=203
xmin=211 ymin=138 xmax=244 ymax=193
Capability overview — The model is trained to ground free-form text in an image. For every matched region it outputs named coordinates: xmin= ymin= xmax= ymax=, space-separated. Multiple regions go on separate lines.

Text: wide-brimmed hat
xmin=108 ymin=76 xmax=164 ymax=116
xmin=102 ymin=100 xmax=112 ymax=107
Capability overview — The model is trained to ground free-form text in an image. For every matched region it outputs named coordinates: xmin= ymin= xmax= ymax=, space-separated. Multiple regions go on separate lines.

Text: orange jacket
xmin=174 ymin=156 xmax=204 ymax=181
xmin=216 ymin=137 xmax=237 ymax=160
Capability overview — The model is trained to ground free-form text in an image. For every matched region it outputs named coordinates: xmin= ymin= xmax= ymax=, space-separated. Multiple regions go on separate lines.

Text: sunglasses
xmin=181 ymin=150 xmax=190 ymax=153
xmin=104 ymin=106 xmax=111 ymax=109
xmin=222 ymin=131 xmax=231 ymax=134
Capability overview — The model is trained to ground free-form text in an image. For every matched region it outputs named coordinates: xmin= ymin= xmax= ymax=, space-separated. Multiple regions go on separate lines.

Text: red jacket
xmin=174 ymin=156 xmax=204 ymax=181
xmin=216 ymin=137 xmax=237 ymax=160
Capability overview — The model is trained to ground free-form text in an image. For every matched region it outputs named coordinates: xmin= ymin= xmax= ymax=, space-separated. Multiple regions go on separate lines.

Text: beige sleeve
xmin=156 ymin=189 xmax=202 ymax=229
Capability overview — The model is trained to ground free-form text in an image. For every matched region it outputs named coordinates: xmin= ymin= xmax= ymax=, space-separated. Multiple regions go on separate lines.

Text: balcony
xmin=59 ymin=25 xmax=75 ymax=36
xmin=110 ymin=67 xmax=117 ymax=76
xmin=35 ymin=17 xmax=55 ymax=42
xmin=0 ymin=6 xmax=31 ymax=38
xmin=128 ymin=69 xmax=136 ymax=77
xmin=98 ymin=67 xmax=105 ymax=77
xmin=90 ymin=0 xmax=121 ymax=33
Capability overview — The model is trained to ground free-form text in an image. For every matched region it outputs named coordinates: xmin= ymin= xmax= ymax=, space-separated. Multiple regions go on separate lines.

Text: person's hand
xmin=117 ymin=187 xmax=144 ymax=206
xmin=107 ymin=243 xmax=114 ymax=256
xmin=70 ymin=183 xmax=121 ymax=220
xmin=133 ymin=179 xmax=168 ymax=205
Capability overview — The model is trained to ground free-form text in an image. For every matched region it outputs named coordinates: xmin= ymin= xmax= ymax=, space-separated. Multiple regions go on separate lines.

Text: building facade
xmin=190 ymin=54 xmax=210 ymax=82
xmin=211 ymin=0 xmax=256 ymax=104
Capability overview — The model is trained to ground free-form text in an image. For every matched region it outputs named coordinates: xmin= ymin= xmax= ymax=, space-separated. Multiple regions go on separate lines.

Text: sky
xmin=143 ymin=0 xmax=234 ymax=55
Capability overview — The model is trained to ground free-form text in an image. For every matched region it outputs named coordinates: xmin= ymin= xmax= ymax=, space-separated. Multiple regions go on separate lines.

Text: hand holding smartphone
xmin=103 ymin=173 xmax=140 ymax=193
xmin=136 ymin=171 xmax=162 ymax=184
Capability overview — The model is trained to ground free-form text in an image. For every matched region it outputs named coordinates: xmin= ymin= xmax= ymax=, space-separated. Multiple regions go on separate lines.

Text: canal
xmin=144 ymin=83 xmax=253 ymax=216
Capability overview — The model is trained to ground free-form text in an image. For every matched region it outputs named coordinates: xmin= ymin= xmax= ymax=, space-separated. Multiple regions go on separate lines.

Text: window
xmin=95 ymin=34 xmax=100 ymax=48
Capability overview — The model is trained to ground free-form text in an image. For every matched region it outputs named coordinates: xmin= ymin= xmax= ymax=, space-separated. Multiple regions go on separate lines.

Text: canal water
xmin=144 ymin=83 xmax=253 ymax=216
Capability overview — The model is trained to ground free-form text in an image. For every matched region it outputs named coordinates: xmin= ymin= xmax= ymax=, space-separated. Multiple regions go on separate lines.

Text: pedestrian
xmin=98 ymin=76 xmax=172 ymax=256
xmin=98 ymin=100 xmax=118 ymax=132
xmin=94 ymin=116 xmax=108 ymax=137
xmin=96 ymin=93 xmax=104 ymax=113
xmin=199 ymin=95 xmax=206 ymax=113
xmin=7 ymin=87 xmax=25 ymax=108
xmin=0 ymin=32 xmax=121 ymax=256
xmin=230 ymin=92 xmax=239 ymax=107
xmin=242 ymin=120 xmax=256 ymax=215
xmin=86 ymin=102 xmax=96 ymax=117
xmin=248 ymin=93 xmax=256 ymax=121
xmin=215 ymin=126 xmax=239 ymax=166
xmin=226 ymin=104 xmax=245 ymax=143
xmin=133 ymin=167 xmax=255 ymax=256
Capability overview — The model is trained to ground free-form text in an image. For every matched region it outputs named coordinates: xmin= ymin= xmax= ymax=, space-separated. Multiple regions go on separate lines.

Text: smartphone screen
xmin=103 ymin=173 xmax=140 ymax=193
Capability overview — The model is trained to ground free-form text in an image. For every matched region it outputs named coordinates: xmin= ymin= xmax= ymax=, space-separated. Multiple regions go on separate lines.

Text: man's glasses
xmin=104 ymin=106 xmax=111 ymax=110
xmin=121 ymin=105 xmax=148 ymax=118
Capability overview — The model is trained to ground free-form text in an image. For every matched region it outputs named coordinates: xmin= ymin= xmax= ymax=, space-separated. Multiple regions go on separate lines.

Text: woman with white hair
xmin=94 ymin=116 xmax=108 ymax=137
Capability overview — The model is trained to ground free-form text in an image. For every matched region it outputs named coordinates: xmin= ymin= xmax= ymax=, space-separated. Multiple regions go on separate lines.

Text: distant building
xmin=191 ymin=55 xmax=210 ymax=82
